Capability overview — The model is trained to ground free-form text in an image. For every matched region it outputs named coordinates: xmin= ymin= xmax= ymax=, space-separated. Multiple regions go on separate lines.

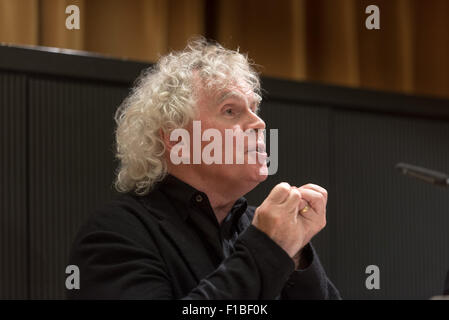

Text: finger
xmin=292 ymin=187 xmax=308 ymax=211
xmin=298 ymin=188 xmax=326 ymax=215
xmin=298 ymin=202 xmax=327 ymax=230
xmin=283 ymin=188 xmax=302 ymax=213
xmin=298 ymin=207 xmax=321 ymax=226
xmin=297 ymin=198 xmax=309 ymax=212
xmin=301 ymin=184 xmax=328 ymax=201
xmin=297 ymin=199 xmax=319 ymax=221
xmin=267 ymin=182 xmax=291 ymax=204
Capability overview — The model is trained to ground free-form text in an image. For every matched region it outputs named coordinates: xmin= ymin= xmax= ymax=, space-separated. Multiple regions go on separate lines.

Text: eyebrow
xmin=215 ymin=91 xmax=262 ymax=114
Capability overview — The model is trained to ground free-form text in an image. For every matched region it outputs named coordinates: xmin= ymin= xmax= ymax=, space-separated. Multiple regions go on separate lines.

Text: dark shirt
xmin=67 ymin=174 xmax=341 ymax=299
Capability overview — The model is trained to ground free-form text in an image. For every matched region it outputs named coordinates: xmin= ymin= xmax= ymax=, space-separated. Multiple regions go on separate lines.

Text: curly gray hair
xmin=114 ymin=36 xmax=262 ymax=195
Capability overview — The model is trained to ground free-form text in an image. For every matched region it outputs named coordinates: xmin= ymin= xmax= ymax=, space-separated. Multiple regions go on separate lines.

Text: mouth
xmin=246 ymin=143 xmax=266 ymax=153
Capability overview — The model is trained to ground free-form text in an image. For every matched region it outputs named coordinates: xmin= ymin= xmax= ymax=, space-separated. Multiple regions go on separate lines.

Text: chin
xmin=243 ymin=153 xmax=269 ymax=183
xmin=217 ymin=164 xmax=268 ymax=194
xmin=239 ymin=169 xmax=267 ymax=196
xmin=245 ymin=164 xmax=269 ymax=184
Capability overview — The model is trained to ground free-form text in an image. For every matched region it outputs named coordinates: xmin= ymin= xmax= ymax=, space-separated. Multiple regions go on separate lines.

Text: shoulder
xmin=71 ymin=192 xmax=160 ymax=249
xmin=84 ymin=193 xmax=148 ymax=228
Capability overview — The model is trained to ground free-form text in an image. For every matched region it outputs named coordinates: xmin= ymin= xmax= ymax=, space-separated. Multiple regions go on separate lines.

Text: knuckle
xmin=291 ymin=190 xmax=302 ymax=202
xmin=276 ymin=182 xmax=291 ymax=194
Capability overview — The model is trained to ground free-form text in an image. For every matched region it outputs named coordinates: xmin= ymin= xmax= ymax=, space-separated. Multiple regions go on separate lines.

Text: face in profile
xmin=168 ymin=77 xmax=269 ymax=193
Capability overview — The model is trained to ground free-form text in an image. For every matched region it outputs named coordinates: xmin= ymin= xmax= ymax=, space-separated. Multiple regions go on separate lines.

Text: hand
xmin=252 ymin=182 xmax=308 ymax=257
xmin=294 ymin=183 xmax=328 ymax=249
xmin=252 ymin=182 xmax=328 ymax=259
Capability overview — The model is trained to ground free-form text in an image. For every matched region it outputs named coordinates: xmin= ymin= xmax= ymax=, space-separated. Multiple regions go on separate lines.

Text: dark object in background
xmin=396 ymin=163 xmax=449 ymax=296
xmin=396 ymin=162 xmax=449 ymax=187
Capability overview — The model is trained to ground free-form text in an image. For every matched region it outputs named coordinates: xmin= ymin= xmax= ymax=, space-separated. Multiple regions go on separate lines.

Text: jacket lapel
xmin=140 ymin=191 xmax=216 ymax=282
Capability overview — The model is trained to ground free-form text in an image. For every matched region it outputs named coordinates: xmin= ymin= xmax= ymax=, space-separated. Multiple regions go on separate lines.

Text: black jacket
xmin=67 ymin=176 xmax=340 ymax=299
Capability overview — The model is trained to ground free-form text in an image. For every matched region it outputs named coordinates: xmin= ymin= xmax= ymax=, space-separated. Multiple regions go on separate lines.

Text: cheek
xmin=200 ymin=118 xmax=236 ymax=137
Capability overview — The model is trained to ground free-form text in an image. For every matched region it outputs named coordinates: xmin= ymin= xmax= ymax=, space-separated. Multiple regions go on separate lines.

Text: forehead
xmin=193 ymin=73 xmax=261 ymax=109
xmin=213 ymin=84 xmax=261 ymax=106
xmin=215 ymin=90 xmax=248 ymax=103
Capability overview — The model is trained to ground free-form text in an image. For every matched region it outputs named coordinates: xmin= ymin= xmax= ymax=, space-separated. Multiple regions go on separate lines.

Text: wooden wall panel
xmin=39 ymin=0 xmax=85 ymax=50
xmin=0 ymin=0 xmax=39 ymax=45
xmin=1 ymin=0 xmax=449 ymax=99
xmin=413 ymin=0 xmax=449 ymax=98
xmin=356 ymin=0 xmax=415 ymax=94
xmin=216 ymin=0 xmax=308 ymax=80
xmin=306 ymin=0 xmax=360 ymax=86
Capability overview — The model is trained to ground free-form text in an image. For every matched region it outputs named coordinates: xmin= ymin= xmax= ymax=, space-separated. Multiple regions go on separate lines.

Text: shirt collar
xmin=155 ymin=174 xmax=248 ymax=223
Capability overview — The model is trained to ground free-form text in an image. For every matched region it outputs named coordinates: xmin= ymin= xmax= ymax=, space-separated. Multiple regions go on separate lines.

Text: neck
xmin=168 ymin=168 xmax=242 ymax=224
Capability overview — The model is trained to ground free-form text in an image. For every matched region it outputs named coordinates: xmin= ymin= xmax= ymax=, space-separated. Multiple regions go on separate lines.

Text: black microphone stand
xmin=396 ymin=162 xmax=449 ymax=298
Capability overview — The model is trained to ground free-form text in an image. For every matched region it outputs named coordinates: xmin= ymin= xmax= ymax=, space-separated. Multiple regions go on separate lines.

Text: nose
xmin=247 ymin=112 xmax=266 ymax=131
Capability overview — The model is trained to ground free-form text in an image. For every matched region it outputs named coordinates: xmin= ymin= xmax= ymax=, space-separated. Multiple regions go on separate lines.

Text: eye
xmin=224 ymin=107 xmax=235 ymax=116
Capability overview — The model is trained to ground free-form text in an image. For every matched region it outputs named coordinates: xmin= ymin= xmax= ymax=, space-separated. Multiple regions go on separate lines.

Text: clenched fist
xmin=252 ymin=182 xmax=327 ymax=258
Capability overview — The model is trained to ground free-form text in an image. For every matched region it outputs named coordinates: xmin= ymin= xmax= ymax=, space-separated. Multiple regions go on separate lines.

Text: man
xmin=67 ymin=37 xmax=340 ymax=299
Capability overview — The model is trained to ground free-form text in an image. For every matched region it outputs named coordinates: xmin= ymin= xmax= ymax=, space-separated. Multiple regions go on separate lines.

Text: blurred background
xmin=1 ymin=0 xmax=449 ymax=99
xmin=1 ymin=0 xmax=449 ymax=300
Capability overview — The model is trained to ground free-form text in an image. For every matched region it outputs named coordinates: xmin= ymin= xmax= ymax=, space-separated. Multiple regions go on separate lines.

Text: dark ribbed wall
xmin=27 ymin=78 xmax=129 ymax=298
xmin=0 ymin=45 xmax=147 ymax=299
xmin=0 ymin=72 xmax=28 ymax=299
xmin=1 ymin=45 xmax=449 ymax=299
xmin=246 ymin=102 xmax=449 ymax=300
xmin=332 ymin=112 xmax=449 ymax=299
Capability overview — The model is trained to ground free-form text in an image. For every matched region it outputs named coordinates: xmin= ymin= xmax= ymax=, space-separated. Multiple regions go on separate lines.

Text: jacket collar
xmin=136 ymin=174 xmax=249 ymax=281
xmin=137 ymin=188 xmax=214 ymax=281
xmin=154 ymin=174 xmax=248 ymax=224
